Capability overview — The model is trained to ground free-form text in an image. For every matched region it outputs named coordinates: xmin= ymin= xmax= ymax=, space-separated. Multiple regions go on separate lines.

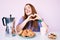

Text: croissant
xmin=21 ymin=29 xmax=28 ymax=37
xmin=48 ymin=33 xmax=57 ymax=39
xmin=19 ymin=29 xmax=35 ymax=37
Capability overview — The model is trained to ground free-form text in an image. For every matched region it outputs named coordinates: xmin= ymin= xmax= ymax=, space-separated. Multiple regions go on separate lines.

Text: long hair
xmin=23 ymin=3 xmax=38 ymax=30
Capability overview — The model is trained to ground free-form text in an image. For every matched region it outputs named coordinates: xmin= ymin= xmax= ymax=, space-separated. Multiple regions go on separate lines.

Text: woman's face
xmin=24 ymin=5 xmax=32 ymax=16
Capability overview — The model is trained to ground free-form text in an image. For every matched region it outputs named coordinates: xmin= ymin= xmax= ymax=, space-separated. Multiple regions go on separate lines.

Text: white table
xmin=0 ymin=32 xmax=60 ymax=40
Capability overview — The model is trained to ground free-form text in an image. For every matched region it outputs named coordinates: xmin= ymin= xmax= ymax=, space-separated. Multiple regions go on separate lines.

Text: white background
xmin=0 ymin=0 xmax=60 ymax=36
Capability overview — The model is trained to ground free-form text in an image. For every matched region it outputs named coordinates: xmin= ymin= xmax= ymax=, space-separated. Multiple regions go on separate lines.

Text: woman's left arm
xmin=41 ymin=21 xmax=48 ymax=33
xmin=34 ymin=14 xmax=48 ymax=33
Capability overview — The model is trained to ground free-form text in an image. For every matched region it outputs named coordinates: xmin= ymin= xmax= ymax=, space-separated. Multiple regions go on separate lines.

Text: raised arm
xmin=16 ymin=14 xmax=35 ymax=34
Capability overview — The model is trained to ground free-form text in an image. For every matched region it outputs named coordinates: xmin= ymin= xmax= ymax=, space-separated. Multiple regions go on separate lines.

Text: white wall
xmin=0 ymin=0 xmax=60 ymax=34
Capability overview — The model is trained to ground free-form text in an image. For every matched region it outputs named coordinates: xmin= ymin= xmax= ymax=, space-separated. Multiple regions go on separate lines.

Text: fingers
xmin=30 ymin=19 xmax=34 ymax=21
xmin=28 ymin=14 xmax=40 ymax=21
xmin=28 ymin=14 xmax=35 ymax=21
xmin=29 ymin=14 xmax=34 ymax=17
xmin=28 ymin=14 xmax=34 ymax=19
xmin=34 ymin=14 xmax=38 ymax=16
xmin=46 ymin=27 xmax=48 ymax=34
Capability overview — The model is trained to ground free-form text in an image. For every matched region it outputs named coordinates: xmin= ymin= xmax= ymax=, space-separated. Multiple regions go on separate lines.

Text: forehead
xmin=25 ymin=5 xmax=31 ymax=8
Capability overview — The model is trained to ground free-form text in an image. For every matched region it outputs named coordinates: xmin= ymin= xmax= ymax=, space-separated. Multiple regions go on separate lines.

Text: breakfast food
xmin=27 ymin=31 xmax=35 ymax=37
xmin=18 ymin=30 xmax=23 ymax=35
xmin=19 ymin=29 xmax=35 ymax=37
xmin=27 ymin=29 xmax=35 ymax=37
xmin=48 ymin=33 xmax=57 ymax=39
xmin=21 ymin=29 xmax=28 ymax=37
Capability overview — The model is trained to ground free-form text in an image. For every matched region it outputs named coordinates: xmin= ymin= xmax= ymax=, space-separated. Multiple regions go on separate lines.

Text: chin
xmin=26 ymin=12 xmax=31 ymax=15
xmin=27 ymin=14 xmax=31 ymax=16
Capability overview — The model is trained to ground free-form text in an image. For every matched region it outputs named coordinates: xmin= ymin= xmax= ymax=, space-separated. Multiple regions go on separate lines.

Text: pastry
xmin=48 ymin=33 xmax=57 ymax=39
xmin=27 ymin=31 xmax=35 ymax=37
xmin=21 ymin=29 xmax=28 ymax=37
xmin=18 ymin=30 xmax=23 ymax=35
xmin=19 ymin=29 xmax=35 ymax=37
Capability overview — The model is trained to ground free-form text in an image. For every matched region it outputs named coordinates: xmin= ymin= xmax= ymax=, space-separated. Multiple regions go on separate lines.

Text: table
xmin=0 ymin=32 xmax=60 ymax=40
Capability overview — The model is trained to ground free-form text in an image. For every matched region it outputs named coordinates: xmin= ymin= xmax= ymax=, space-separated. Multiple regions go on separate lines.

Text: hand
xmin=35 ymin=14 xmax=42 ymax=19
xmin=27 ymin=14 xmax=42 ymax=21
xmin=27 ymin=14 xmax=35 ymax=21
xmin=46 ymin=26 xmax=48 ymax=34
xmin=32 ymin=14 xmax=42 ymax=21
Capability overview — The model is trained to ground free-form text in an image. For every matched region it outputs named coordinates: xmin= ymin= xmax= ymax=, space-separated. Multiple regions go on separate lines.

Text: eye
xmin=24 ymin=8 xmax=27 ymax=11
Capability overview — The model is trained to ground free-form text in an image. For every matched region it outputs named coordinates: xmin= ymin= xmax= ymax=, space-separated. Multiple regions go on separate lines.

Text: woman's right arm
xmin=16 ymin=14 xmax=34 ymax=33
xmin=16 ymin=18 xmax=29 ymax=33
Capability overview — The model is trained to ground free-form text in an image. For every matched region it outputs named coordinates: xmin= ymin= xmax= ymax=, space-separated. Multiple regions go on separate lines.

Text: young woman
xmin=16 ymin=3 xmax=48 ymax=34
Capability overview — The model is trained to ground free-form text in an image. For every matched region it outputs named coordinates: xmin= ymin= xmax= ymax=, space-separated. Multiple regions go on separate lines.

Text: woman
xmin=16 ymin=3 xmax=48 ymax=34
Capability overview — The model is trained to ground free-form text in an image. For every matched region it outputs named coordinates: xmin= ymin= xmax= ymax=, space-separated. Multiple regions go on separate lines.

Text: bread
xmin=21 ymin=29 xmax=28 ymax=37
xmin=27 ymin=31 xmax=35 ymax=37
xmin=48 ymin=33 xmax=57 ymax=39
xmin=18 ymin=30 xmax=23 ymax=35
xmin=19 ymin=29 xmax=35 ymax=37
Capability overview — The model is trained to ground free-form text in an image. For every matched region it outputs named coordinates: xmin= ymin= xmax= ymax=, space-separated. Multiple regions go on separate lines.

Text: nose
xmin=26 ymin=10 xmax=30 ymax=13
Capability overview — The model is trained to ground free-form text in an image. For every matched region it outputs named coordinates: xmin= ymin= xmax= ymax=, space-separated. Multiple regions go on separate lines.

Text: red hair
xmin=23 ymin=3 xmax=38 ymax=30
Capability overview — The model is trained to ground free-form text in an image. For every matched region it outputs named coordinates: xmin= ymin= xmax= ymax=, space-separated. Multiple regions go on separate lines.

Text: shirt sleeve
xmin=38 ymin=20 xmax=42 ymax=27
xmin=18 ymin=17 xmax=24 ymax=25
